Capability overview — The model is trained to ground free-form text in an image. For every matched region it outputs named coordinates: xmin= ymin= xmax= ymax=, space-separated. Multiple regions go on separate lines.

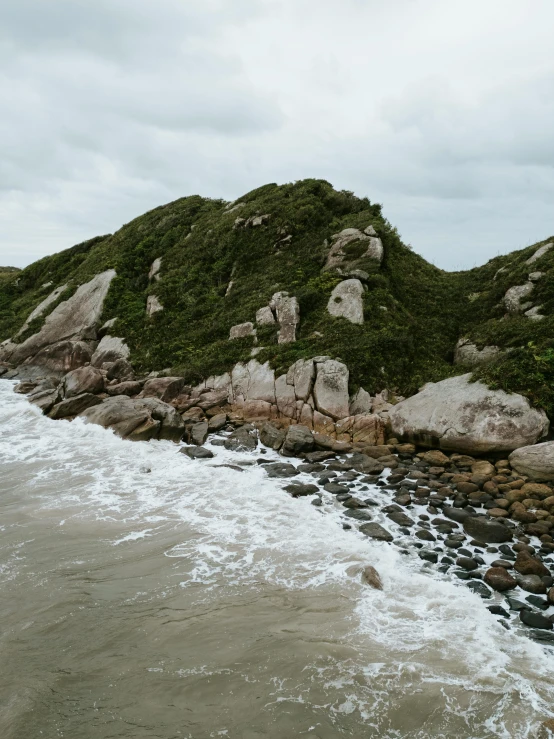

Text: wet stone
xmin=284 ymin=483 xmax=319 ymax=497
xmin=467 ymin=581 xmax=492 ymax=599
xmin=498 ymin=545 xmax=516 ymax=560
xmin=526 ymin=595 xmax=549 ymax=610
xmin=491 ymin=559 xmax=514 ymax=569
xmin=445 ymin=539 xmax=463 ymax=549
xmin=387 ymin=511 xmax=414 ymax=527
xmin=519 ymin=609 xmax=553 ymax=630
xmin=517 ymin=575 xmax=547 ymax=594
xmin=416 ymin=529 xmax=436 ymax=542
xmin=343 ymin=509 xmax=373 ymax=521
xmin=488 ymin=604 xmax=510 ymax=618
xmin=265 ymin=463 xmax=298 ymax=478
xmin=506 ymin=597 xmax=527 ymax=612
xmin=323 ymin=483 xmax=350 ymax=495
xmin=359 ymin=522 xmax=393 ymax=542
xmin=456 ymin=557 xmax=479 ymax=571
xmin=419 ymin=550 xmax=438 ymax=563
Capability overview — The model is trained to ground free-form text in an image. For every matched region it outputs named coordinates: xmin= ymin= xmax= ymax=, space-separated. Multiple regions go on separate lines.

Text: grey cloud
xmin=1 ymin=0 xmax=554 ymax=271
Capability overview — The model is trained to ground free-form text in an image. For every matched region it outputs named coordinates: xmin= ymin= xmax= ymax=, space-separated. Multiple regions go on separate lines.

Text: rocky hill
xmin=0 ymin=178 xmax=553 ymax=420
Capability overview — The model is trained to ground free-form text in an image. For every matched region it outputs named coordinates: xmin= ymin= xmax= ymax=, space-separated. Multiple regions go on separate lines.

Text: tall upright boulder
xmin=313 ymin=359 xmax=350 ymax=420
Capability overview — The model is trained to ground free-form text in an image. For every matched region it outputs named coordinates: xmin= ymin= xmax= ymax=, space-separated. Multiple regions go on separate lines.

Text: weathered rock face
xmin=454 ymin=339 xmax=502 ymax=366
xmin=224 ymin=425 xmax=258 ymax=451
xmin=327 ymin=279 xmax=364 ymax=324
xmin=107 ymin=380 xmax=143 ymax=397
xmin=49 ymin=393 xmax=103 ymax=419
xmin=313 ymin=359 xmax=349 ymax=420
xmin=91 ymin=336 xmax=130 ymax=367
xmin=146 ymin=295 xmax=163 ymax=316
xmin=349 ymin=387 xmax=372 ymax=415
xmin=242 ymin=400 xmax=272 ymax=422
xmin=139 ymin=377 xmax=184 ymax=403
xmin=274 ymin=375 xmax=296 ymax=417
xmin=504 ymin=282 xmax=535 ymax=313
xmin=281 ymin=425 xmax=314 ymax=457
xmin=526 ymin=242 xmax=553 ymax=265
xmin=148 ymin=257 xmax=162 ymax=282
xmin=106 ymin=358 xmax=134 ymax=382
xmin=255 ymin=306 xmax=275 ymax=325
xmin=286 ymin=359 xmax=315 ymax=402
xmin=484 ymin=566 xmax=516 ymax=591
xmin=142 ymin=397 xmax=184 ymax=442
xmin=16 ymin=283 xmax=68 ymax=337
xmin=230 ymin=360 xmax=275 ymax=405
xmin=229 ymin=322 xmax=256 ymax=340
xmin=10 ymin=270 xmax=116 ymax=365
xmin=62 ymin=366 xmax=104 ymax=398
xmin=389 ymin=373 xmax=549 ymax=454
xmin=80 ymin=395 xmax=184 ymax=442
xmin=260 ymin=423 xmax=286 ymax=450
xmin=463 ymin=516 xmax=513 ymax=543
xmin=22 ymin=340 xmax=94 ymax=376
xmin=524 ymin=305 xmax=544 ymax=321
xmin=269 ymin=292 xmax=299 ymax=344
xmin=324 ymin=227 xmax=383 ymax=272
xmin=509 ymin=442 xmax=554 ymax=481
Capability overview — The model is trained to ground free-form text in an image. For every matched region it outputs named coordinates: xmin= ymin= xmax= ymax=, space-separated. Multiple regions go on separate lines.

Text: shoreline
xmin=3 ymin=373 xmax=554 ymax=645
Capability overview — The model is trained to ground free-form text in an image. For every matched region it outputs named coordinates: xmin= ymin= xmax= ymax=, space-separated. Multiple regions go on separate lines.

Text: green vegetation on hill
xmin=1 ymin=179 xmax=553 ymax=416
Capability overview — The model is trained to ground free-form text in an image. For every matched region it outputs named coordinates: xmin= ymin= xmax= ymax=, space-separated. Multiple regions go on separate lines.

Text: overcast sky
xmin=1 ymin=0 xmax=553 ymax=270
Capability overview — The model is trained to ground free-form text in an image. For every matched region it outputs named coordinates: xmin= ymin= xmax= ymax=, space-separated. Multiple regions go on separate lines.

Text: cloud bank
xmin=1 ymin=0 xmax=553 ymax=269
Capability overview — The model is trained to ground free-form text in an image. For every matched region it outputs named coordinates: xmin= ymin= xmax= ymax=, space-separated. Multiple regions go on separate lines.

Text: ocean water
xmin=1 ymin=380 xmax=554 ymax=738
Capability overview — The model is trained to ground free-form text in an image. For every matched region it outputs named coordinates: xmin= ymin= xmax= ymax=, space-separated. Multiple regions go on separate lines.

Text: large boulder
xmin=504 ymin=282 xmax=534 ymax=313
xmin=106 ymin=358 xmax=134 ymax=382
xmin=327 ymin=279 xmax=364 ymax=324
xmin=15 ymin=283 xmax=68 ymax=337
xmin=49 ymin=393 xmax=103 ymax=419
xmin=526 ymin=242 xmax=553 ymax=265
xmin=80 ymin=396 xmax=184 ymax=442
xmin=324 ymin=227 xmax=384 ymax=272
xmin=137 ymin=397 xmax=185 ymax=441
xmin=313 ymin=359 xmax=349 ymax=420
xmin=389 ymin=373 xmax=549 ymax=454
xmin=9 ymin=270 xmax=116 ymax=365
xmin=107 ymin=381 xmax=143 ymax=397
xmin=349 ymin=387 xmax=372 ymax=415
xmin=281 ymin=425 xmax=314 ymax=457
xmin=260 ymin=423 xmax=286 ymax=450
xmin=286 ymin=358 xmax=315 ymax=401
xmin=139 ymin=377 xmax=184 ymax=403
xmin=509 ymin=442 xmax=554 ymax=481
xmin=21 ymin=340 xmax=93 ymax=376
xmin=229 ymin=322 xmax=256 ymax=340
xmin=454 ymin=339 xmax=502 ymax=366
xmin=91 ymin=335 xmax=130 ymax=367
xmin=62 ymin=366 xmax=104 ymax=398
xmin=230 ymin=360 xmax=275 ymax=404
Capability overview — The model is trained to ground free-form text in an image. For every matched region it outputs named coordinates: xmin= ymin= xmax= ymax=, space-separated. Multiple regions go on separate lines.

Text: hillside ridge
xmin=1 ymin=179 xmax=553 ymax=415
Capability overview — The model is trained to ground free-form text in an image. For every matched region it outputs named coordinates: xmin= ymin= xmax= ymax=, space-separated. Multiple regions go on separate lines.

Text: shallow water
xmin=1 ymin=381 xmax=554 ymax=738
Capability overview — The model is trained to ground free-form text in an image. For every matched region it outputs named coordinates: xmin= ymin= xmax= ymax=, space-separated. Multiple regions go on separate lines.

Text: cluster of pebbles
xmin=188 ymin=429 xmax=554 ymax=644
